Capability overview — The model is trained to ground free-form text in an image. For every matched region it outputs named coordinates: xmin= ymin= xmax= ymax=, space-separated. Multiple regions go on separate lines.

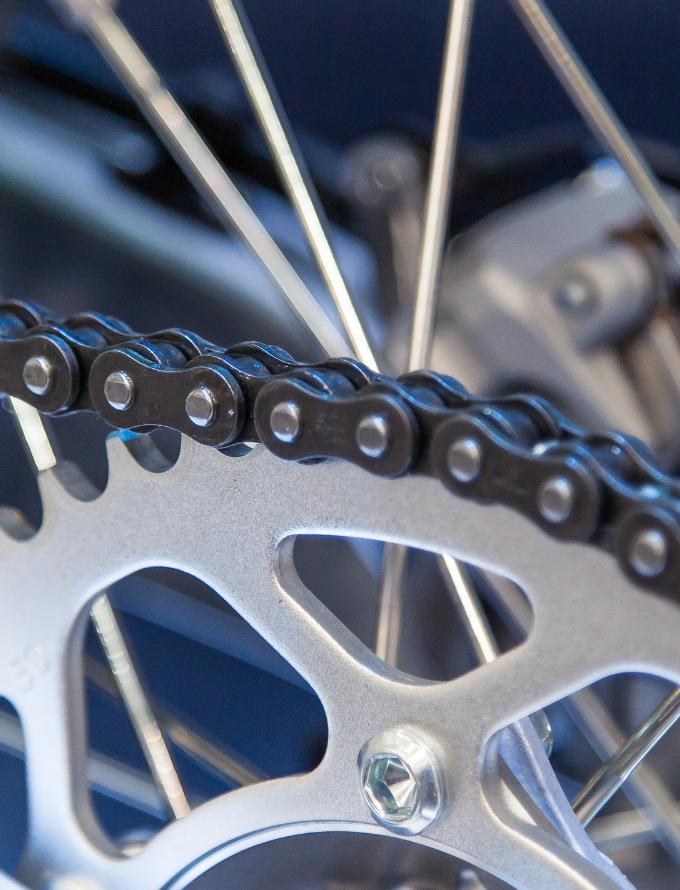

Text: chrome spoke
xmin=58 ymin=0 xmax=348 ymax=359
xmin=209 ymin=0 xmax=376 ymax=368
xmin=85 ymin=655 xmax=267 ymax=788
xmin=90 ymin=594 xmax=190 ymax=819
xmin=374 ymin=543 xmax=407 ymax=665
xmin=509 ymin=0 xmax=680 ymax=264
xmin=376 ymin=0 xmax=476 ymax=668
xmin=409 ymin=0 xmax=475 ymax=371
xmin=439 ymin=555 xmax=497 ymax=665
xmin=572 ymin=685 xmax=680 ymax=827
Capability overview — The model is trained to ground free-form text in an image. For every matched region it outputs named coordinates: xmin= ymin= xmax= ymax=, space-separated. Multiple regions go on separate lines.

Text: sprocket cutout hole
xmin=292 ymin=536 xmax=532 ymax=681
xmin=0 ymin=699 xmax=28 ymax=877
xmin=80 ymin=567 xmax=327 ymax=852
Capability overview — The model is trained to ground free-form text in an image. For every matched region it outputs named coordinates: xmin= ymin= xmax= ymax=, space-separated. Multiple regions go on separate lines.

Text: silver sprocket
xmin=2 ymin=432 xmax=679 ymax=890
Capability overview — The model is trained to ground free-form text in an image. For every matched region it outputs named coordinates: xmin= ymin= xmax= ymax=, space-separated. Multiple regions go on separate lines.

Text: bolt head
xmin=553 ymin=276 xmax=597 ymax=316
xmin=356 ymin=414 xmax=389 ymax=458
xmin=22 ymin=356 xmax=54 ymax=396
xmin=630 ymin=527 xmax=668 ymax=578
xmin=359 ymin=728 xmax=443 ymax=835
xmin=537 ymin=476 xmax=574 ymax=524
xmin=447 ymin=437 xmax=482 ymax=484
xmin=270 ymin=401 xmax=301 ymax=444
xmin=185 ymin=386 xmax=216 ymax=428
xmin=104 ymin=371 xmax=135 ymax=411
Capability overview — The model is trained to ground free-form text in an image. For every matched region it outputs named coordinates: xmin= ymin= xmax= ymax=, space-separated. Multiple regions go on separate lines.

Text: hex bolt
xmin=537 ymin=476 xmax=575 ymax=524
xmin=22 ymin=356 xmax=54 ymax=396
xmin=553 ymin=276 xmax=597 ymax=316
xmin=104 ymin=371 xmax=135 ymax=411
xmin=185 ymin=386 xmax=217 ymax=428
xmin=447 ymin=437 xmax=482 ymax=484
xmin=356 ymin=414 xmax=390 ymax=458
xmin=359 ymin=728 xmax=443 ymax=835
xmin=270 ymin=401 xmax=301 ymax=444
xmin=629 ymin=528 xmax=668 ymax=578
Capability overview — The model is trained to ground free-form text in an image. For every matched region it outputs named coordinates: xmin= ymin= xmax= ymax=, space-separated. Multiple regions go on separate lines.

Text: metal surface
xmin=209 ymin=0 xmax=376 ymax=368
xmin=270 ymin=401 xmax=302 ymax=444
xmin=409 ymin=0 xmax=475 ymax=372
xmin=104 ymin=370 xmax=135 ymax=412
xmin=374 ymin=542 xmax=407 ymax=666
xmin=359 ymin=728 xmax=443 ymax=835
xmin=185 ymin=387 xmax=217 ymax=428
xmin=89 ymin=594 xmax=190 ymax=820
xmin=509 ymin=0 xmax=680 ymax=266
xmin=4 ymin=434 xmax=671 ymax=888
xmin=22 ymin=357 xmax=53 ymax=397
xmin=537 ymin=477 xmax=574 ymax=524
xmin=572 ymin=685 xmax=680 ymax=828
xmin=55 ymin=0 xmax=349 ymax=360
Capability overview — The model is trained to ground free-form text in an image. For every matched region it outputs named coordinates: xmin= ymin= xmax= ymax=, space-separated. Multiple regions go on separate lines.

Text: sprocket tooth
xmin=105 ymin=429 xmax=175 ymax=482
xmin=37 ymin=459 xmax=100 ymax=520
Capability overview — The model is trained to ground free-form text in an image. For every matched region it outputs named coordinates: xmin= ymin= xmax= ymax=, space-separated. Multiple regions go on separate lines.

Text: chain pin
xmin=270 ymin=401 xmax=301 ymax=444
xmin=447 ymin=437 xmax=482 ymax=483
xmin=538 ymin=476 xmax=574 ymax=523
xmin=356 ymin=414 xmax=390 ymax=458
xmin=22 ymin=356 xmax=54 ymax=396
xmin=629 ymin=528 xmax=668 ymax=578
xmin=104 ymin=371 xmax=135 ymax=411
xmin=185 ymin=386 xmax=216 ymax=428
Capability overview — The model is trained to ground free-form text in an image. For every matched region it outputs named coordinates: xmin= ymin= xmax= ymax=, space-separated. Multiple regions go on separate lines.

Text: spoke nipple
xmin=447 ymin=437 xmax=482 ymax=483
xmin=537 ymin=476 xmax=574 ymax=523
xmin=359 ymin=728 xmax=442 ymax=836
xmin=629 ymin=527 xmax=668 ymax=578
xmin=270 ymin=401 xmax=301 ymax=444
xmin=22 ymin=355 xmax=54 ymax=396
xmin=185 ymin=386 xmax=216 ymax=427
xmin=356 ymin=413 xmax=390 ymax=458
xmin=104 ymin=371 xmax=135 ymax=411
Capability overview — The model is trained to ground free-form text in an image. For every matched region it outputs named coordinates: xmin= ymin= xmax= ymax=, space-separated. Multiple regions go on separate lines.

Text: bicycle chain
xmin=0 ymin=298 xmax=679 ymax=599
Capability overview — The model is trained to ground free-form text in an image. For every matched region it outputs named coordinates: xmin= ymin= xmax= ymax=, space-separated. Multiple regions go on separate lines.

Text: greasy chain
xmin=1 ymin=298 xmax=679 ymax=598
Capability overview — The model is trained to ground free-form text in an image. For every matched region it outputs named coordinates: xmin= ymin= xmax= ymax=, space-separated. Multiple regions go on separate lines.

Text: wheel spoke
xmin=374 ymin=542 xmax=407 ymax=665
xmin=439 ymin=555 xmax=497 ymax=665
xmin=90 ymin=594 xmax=191 ymax=819
xmin=85 ymin=655 xmax=267 ymax=788
xmin=509 ymin=0 xmax=680 ymax=264
xmin=409 ymin=0 xmax=475 ymax=372
xmin=209 ymin=0 xmax=376 ymax=368
xmin=572 ymin=685 xmax=680 ymax=827
xmin=56 ymin=0 xmax=349 ymax=359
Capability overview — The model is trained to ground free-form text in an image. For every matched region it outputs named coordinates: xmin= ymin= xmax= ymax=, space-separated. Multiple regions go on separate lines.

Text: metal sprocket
xmin=1 ymin=432 xmax=678 ymax=890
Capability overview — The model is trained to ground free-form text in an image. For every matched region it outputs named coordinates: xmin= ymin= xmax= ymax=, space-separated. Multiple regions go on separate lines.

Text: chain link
xmin=1 ymin=298 xmax=679 ymax=598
